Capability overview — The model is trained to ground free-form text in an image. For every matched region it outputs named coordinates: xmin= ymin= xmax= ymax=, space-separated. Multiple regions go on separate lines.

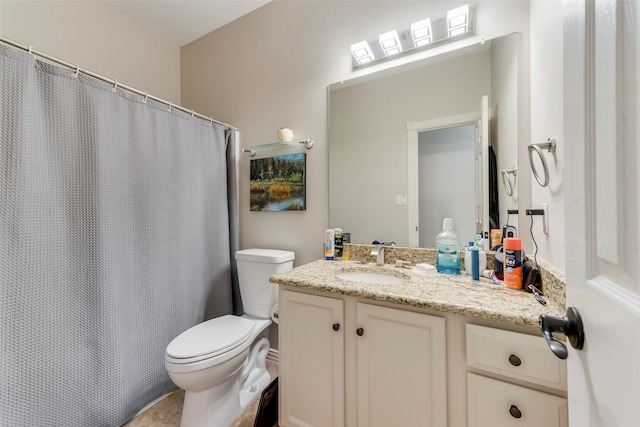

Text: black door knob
xmin=539 ymin=307 xmax=585 ymax=359
xmin=356 ymin=327 xmax=364 ymax=336
xmin=332 ymin=323 xmax=340 ymax=331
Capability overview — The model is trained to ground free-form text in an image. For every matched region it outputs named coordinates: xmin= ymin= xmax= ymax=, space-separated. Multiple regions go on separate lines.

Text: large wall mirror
xmin=329 ymin=32 xmax=520 ymax=249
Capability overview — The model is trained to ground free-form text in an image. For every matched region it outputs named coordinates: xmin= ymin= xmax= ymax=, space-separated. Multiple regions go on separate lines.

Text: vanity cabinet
xmin=279 ymin=289 xmax=447 ymax=427
xmin=466 ymin=324 xmax=568 ymax=427
xmin=356 ymin=303 xmax=447 ymax=426
xmin=278 ymin=290 xmax=345 ymax=427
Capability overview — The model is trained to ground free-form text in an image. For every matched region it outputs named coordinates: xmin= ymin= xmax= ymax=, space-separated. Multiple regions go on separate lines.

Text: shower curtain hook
xmin=190 ymin=110 xmax=195 ymax=118
xmin=209 ymin=118 xmax=213 ymax=126
xmin=143 ymin=92 xmax=148 ymax=103
xmin=167 ymin=102 xmax=172 ymax=112
xmin=73 ymin=64 xmax=80 ymax=78
xmin=28 ymin=46 xmax=33 ymax=55
xmin=112 ymin=80 xmax=118 ymax=92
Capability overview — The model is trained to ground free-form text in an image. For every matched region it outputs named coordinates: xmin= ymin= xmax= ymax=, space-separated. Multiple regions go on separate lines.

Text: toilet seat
xmin=166 ymin=315 xmax=255 ymax=364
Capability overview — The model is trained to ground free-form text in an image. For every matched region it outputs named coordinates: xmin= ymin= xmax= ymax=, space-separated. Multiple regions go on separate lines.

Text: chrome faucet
xmin=370 ymin=244 xmax=385 ymax=266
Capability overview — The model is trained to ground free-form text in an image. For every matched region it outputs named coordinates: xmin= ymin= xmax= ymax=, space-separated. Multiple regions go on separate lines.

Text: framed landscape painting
xmin=250 ymin=153 xmax=306 ymax=211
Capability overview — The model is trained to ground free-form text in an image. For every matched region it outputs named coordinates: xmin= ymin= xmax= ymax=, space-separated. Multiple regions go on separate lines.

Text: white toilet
xmin=165 ymin=248 xmax=294 ymax=427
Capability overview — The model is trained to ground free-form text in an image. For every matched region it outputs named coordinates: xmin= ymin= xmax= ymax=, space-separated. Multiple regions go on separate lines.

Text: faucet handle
xmin=395 ymin=260 xmax=412 ymax=268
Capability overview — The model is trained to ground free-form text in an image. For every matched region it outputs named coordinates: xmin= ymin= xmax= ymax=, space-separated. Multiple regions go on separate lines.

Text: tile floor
xmin=124 ymin=362 xmax=279 ymax=427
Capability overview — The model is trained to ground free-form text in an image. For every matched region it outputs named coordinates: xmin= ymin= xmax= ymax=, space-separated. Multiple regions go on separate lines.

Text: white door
xmin=475 ymin=95 xmax=490 ymax=250
xmin=564 ymin=1 xmax=640 ymax=426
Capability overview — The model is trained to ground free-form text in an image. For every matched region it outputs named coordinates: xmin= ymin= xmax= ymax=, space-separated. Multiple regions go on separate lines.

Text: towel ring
xmin=501 ymin=167 xmax=517 ymax=196
xmin=528 ymin=137 xmax=557 ymax=187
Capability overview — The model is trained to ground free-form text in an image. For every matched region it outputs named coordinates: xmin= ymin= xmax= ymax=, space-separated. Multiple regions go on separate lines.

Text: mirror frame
xmin=328 ymin=33 xmax=520 ymax=250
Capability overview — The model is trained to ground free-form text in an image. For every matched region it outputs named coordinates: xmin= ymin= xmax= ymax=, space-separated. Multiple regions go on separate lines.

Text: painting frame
xmin=250 ymin=153 xmax=307 ymax=211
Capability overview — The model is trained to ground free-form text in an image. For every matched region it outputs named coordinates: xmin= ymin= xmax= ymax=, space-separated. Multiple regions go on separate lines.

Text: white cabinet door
xmin=279 ymin=290 xmax=345 ymax=427
xmin=356 ymin=303 xmax=447 ymax=427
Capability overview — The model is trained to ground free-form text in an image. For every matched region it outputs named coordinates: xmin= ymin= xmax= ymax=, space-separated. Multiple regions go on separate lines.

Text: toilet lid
xmin=166 ymin=315 xmax=255 ymax=360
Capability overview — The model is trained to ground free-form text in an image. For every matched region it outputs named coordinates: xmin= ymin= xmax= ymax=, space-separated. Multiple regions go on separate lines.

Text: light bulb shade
xmin=411 ymin=18 xmax=433 ymax=47
xmin=378 ymin=30 xmax=402 ymax=56
xmin=351 ymin=40 xmax=375 ymax=64
xmin=447 ymin=4 xmax=470 ymax=37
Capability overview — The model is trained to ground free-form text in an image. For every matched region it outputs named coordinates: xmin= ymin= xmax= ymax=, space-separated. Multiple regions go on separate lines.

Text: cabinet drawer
xmin=466 ymin=324 xmax=566 ymax=390
xmin=467 ymin=373 xmax=568 ymax=427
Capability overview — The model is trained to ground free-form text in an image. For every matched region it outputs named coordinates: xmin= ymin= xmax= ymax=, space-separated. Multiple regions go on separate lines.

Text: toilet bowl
xmin=165 ymin=248 xmax=294 ymax=427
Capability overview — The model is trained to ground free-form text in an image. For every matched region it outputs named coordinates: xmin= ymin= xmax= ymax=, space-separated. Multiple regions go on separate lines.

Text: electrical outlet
xmin=542 ymin=203 xmax=549 ymax=234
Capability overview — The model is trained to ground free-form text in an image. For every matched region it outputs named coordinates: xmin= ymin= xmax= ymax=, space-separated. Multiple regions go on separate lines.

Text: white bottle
xmin=464 ymin=241 xmax=475 ymax=275
xmin=324 ymin=228 xmax=335 ymax=260
xmin=436 ymin=218 xmax=460 ymax=275
xmin=464 ymin=241 xmax=488 ymax=276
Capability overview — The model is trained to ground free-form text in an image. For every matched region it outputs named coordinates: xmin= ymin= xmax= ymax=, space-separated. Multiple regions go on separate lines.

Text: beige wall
xmin=182 ymin=0 xmax=532 ymax=267
xmin=0 ymin=0 xmax=180 ymax=102
xmin=529 ymin=0 xmax=565 ymax=272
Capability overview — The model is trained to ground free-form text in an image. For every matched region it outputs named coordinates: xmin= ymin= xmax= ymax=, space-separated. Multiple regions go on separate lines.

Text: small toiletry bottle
xmin=342 ymin=232 xmax=350 ymax=260
xmin=503 ymin=237 xmax=523 ymax=289
xmin=436 ymin=218 xmax=460 ymax=275
xmin=490 ymin=229 xmax=503 ymax=249
xmin=474 ymin=233 xmax=488 ymax=273
xmin=464 ymin=241 xmax=474 ymax=275
xmin=471 ymin=246 xmax=480 ymax=280
xmin=325 ymin=228 xmax=335 ymax=260
xmin=334 ymin=228 xmax=343 ymax=261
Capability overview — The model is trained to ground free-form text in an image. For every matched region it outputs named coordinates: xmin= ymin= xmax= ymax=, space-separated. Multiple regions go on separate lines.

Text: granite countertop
xmin=270 ymin=259 xmax=565 ymax=328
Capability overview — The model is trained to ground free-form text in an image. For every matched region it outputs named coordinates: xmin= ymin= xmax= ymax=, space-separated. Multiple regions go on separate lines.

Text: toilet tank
xmin=235 ymin=249 xmax=295 ymax=318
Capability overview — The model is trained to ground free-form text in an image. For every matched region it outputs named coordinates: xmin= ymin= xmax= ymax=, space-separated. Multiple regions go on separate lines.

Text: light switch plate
xmin=396 ymin=194 xmax=407 ymax=206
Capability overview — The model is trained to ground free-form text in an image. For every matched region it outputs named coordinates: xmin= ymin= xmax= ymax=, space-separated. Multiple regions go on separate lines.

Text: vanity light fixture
xmin=411 ymin=18 xmax=433 ymax=47
xmin=447 ymin=4 xmax=470 ymax=37
xmin=351 ymin=40 xmax=375 ymax=64
xmin=350 ymin=4 xmax=473 ymax=69
xmin=378 ymin=30 xmax=402 ymax=56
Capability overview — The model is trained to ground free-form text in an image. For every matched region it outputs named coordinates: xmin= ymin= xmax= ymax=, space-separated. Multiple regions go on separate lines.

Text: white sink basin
xmin=335 ymin=271 xmax=407 ymax=285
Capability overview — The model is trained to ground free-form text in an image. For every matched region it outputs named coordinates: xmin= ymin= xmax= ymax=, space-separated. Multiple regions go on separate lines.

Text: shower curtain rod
xmin=0 ymin=35 xmax=238 ymax=131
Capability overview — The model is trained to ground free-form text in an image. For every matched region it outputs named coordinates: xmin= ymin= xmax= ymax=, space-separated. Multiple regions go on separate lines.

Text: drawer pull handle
xmin=509 ymin=354 xmax=522 ymax=366
xmin=356 ymin=327 xmax=364 ymax=336
xmin=333 ymin=323 xmax=340 ymax=331
xmin=509 ymin=405 xmax=522 ymax=418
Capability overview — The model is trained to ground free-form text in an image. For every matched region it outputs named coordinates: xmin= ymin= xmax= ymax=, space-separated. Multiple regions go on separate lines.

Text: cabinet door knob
xmin=332 ymin=323 xmax=340 ymax=331
xmin=508 ymin=354 xmax=522 ymax=366
xmin=356 ymin=327 xmax=364 ymax=336
xmin=509 ymin=405 xmax=522 ymax=418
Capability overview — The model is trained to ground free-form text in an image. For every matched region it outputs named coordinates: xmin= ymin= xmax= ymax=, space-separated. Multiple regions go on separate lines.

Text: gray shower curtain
xmin=0 ymin=45 xmax=240 ymax=426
